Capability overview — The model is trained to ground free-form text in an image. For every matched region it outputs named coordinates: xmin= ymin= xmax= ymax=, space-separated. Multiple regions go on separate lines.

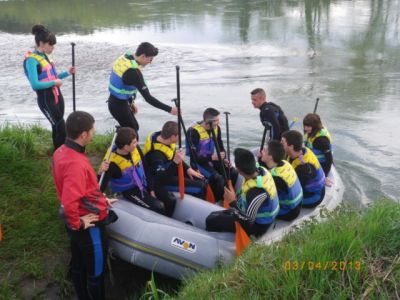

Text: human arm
xmin=98 ymin=162 xmax=122 ymax=192
xmin=313 ymin=137 xmax=333 ymax=176
xmin=187 ymin=127 xmax=213 ymax=164
xmin=58 ymin=67 xmax=75 ymax=80
xmin=122 ymin=68 xmax=173 ymax=113
xmin=260 ymin=107 xmax=281 ymax=140
xmin=25 ymin=58 xmax=56 ymax=90
xmin=295 ymin=164 xmax=317 ymax=187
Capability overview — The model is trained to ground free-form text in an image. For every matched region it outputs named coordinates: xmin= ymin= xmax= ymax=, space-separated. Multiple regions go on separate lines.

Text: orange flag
xmin=178 ymin=162 xmax=185 ymax=200
xmin=235 ymin=221 xmax=251 ymax=256
xmin=223 ymin=180 xmax=235 ymax=208
xmin=205 ymin=184 xmax=216 ymax=203
xmin=0 ymin=224 xmax=3 ymax=241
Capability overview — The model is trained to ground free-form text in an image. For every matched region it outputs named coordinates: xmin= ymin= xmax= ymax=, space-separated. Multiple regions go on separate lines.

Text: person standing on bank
xmin=108 ymin=42 xmax=178 ymax=134
xmin=24 ymin=24 xmax=75 ymax=150
xmin=251 ymin=88 xmax=289 ymax=141
xmin=52 ymin=111 xmax=118 ymax=300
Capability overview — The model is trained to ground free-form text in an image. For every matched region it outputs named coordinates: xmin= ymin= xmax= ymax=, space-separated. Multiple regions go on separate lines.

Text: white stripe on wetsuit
xmin=246 ymin=192 xmax=268 ymax=223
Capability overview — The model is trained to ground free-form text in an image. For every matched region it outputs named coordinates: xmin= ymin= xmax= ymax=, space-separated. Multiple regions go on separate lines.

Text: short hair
xmin=203 ymin=107 xmax=220 ymax=122
xmin=31 ymin=24 xmax=56 ymax=46
xmin=161 ymin=121 xmax=178 ymax=139
xmin=250 ymin=88 xmax=266 ymax=98
xmin=135 ymin=42 xmax=159 ymax=57
xmin=267 ymin=140 xmax=286 ymax=163
xmin=234 ymin=148 xmax=257 ymax=175
xmin=303 ymin=113 xmax=323 ymax=138
xmin=115 ymin=127 xmax=137 ymax=149
xmin=282 ymin=130 xmax=303 ymax=152
xmin=66 ymin=111 xmax=95 ymax=139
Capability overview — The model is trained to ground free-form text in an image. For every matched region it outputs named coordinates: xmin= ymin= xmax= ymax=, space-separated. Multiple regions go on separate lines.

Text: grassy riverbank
xmin=1 ymin=126 xmax=399 ymax=299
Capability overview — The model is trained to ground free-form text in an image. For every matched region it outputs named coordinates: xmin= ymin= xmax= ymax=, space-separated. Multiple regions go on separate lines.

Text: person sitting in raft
xmin=303 ymin=113 xmax=333 ymax=186
xmin=99 ymin=127 xmax=171 ymax=216
xmin=281 ymin=130 xmax=325 ymax=208
xmin=205 ymin=148 xmax=279 ymax=237
xmin=143 ymin=121 xmax=206 ymax=214
xmin=186 ymin=107 xmax=238 ymax=201
xmin=261 ymin=140 xmax=303 ymax=221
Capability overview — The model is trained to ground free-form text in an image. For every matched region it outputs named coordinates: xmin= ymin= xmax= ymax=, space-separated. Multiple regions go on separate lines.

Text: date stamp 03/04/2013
xmin=283 ymin=260 xmax=362 ymax=271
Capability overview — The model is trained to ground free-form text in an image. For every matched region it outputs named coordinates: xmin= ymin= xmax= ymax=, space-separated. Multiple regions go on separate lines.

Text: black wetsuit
xmin=259 ymin=102 xmax=289 ymax=141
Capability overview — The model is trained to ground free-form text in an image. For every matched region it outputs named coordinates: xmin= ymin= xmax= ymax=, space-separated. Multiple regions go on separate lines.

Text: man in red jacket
xmin=52 ymin=111 xmax=117 ymax=300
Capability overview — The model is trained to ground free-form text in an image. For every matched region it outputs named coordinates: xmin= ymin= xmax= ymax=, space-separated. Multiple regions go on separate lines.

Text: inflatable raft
xmin=106 ymin=165 xmax=344 ymax=280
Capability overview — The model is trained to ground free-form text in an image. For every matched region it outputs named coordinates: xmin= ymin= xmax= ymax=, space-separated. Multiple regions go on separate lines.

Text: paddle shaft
xmin=71 ymin=42 xmax=76 ymax=112
xmin=313 ymin=97 xmax=320 ymax=114
xmin=98 ymin=128 xmax=119 ymax=187
xmin=223 ymin=112 xmax=231 ymax=180
xmin=176 ymin=66 xmax=182 ymax=148
xmin=259 ymin=124 xmax=270 ymax=152
xmin=208 ymin=121 xmax=228 ymax=183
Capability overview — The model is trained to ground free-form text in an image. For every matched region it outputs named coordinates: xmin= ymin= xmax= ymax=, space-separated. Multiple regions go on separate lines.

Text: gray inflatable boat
xmin=106 ymin=165 xmax=344 ymax=279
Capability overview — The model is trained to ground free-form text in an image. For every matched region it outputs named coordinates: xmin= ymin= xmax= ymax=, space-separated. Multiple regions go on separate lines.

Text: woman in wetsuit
xmin=24 ymin=24 xmax=75 ymax=150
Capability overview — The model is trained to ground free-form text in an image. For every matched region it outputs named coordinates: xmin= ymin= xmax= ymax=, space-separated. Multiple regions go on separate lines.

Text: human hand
xmin=187 ymin=168 xmax=204 ymax=180
xmin=69 ymin=67 xmax=76 ymax=75
xmin=130 ymin=103 xmax=138 ymax=115
xmin=325 ymin=177 xmax=333 ymax=187
xmin=150 ymin=191 xmax=156 ymax=198
xmin=170 ymin=106 xmax=178 ymax=115
xmin=106 ymin=198 xmax=118 ymax=207
xmin=80 ymin=213 xmax=99 ymax=229
xmin=98 ymin=161 xmax=110 ymax=174
xmin=211 ymin=153 xmax=218 ymax=161
xmin=173 ymin=149 xmax=185 ymax=164
xmin=223 ymin=186 xmax=236 ymax=204
xmin=54 ymin=79 xmax=63 ymax=87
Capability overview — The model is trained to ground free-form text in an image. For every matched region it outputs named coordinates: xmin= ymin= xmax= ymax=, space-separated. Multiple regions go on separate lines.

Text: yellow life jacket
xmin=143 ymin=131 xmax=176 ymax=160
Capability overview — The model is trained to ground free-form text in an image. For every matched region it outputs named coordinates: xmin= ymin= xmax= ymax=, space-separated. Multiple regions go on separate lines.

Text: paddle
xmin=171 ymin=98 xmax=216 ymax=203
xmin=223 ymin=112 xmax=234 ymax=208
xmin=289 ymin=117 xmax=299 ymax=129
xmin=175 ymin=66 xmax=185 ymax=200
xmin=208 ymin=120 xmax=229 ymax=184
xmin=313 ymin=97 xmax=320 ymax=114
xmin=71 ymin=42 xmax=76 ymax=112
xmin=259 ymin=124 xmax=271 ymax=153
xmin=98 ymin=126 xmax=119 ymax=187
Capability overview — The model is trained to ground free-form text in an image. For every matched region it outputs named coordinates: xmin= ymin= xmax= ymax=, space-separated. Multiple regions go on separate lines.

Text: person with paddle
xmin=143 ymin=121 xmax=206 ymax=208
xmin=206 ymin=148 xmax=279 ymax=237
xmin=186 ymin=107 xmax=238 ymax=201
xmin=303 ymin=113 xmax=333 ymax=185
xmin=251 ymin=88 xmax=289 ymax=141
xmin=23 ymin=24 xmax=76 ymax=150
xmin=281 ymin=130 xmax=326 ymax=208
xmin=98 ymin=127 xmax=171 ymax=216
xmin=261 ymin=140 xmax=303 ymax=221
xmin=107 ymin=42 xmax=177 ymax=134
xmin=52 ymin=111 xmax=118 ymax=300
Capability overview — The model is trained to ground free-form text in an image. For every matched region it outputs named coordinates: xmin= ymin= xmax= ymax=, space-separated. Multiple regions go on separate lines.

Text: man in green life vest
xmin=108 ymin=42 xmax=178 ymax=134
xmin=261 ymin=140 xmax=303 ymax=221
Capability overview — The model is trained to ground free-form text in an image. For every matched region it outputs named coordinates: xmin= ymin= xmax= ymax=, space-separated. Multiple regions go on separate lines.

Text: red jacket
xmin=52 ymin=140 xmax=108 ymax=230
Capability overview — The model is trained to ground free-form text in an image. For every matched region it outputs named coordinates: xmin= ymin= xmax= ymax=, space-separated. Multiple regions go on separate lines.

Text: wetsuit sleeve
xmin=216 ymin=126 xmax=225 ymax=153
xmin=295 ymin=164 xmax=317 ymax=187
xmin=25 ymin=57 xmax=55 ymax=90
xmin=230 ymin=187 xmax=268 ymax=225
xmin=272 ymin=176 xmax=288 ymax=193
xmin=146 ymin=150 xmax=177 ymax=180
xmin=99 ymin=162 xmax=122 ymax=192
xmin=260 ymin=108 xmax=280 ymax=140
xmin=187 ymin=127 xmax=212 ymax=165
xmin=58 ymin=71 xmax=70 ymax=80
xmin=313 ymin=136 xmax=333 ymax=176
xmin=122 ymin=68 xmax=172 ymax=113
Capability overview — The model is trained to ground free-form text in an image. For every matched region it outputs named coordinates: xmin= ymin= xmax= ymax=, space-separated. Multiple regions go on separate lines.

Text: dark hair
xmin=281 ymin=130 xmax=303 ymax=152
xmin=303 ymin=113 xmax=323 ymax=138
xmin=66 ymin=111 xmax=95 ymax=139
xmin=250 ymin=88 xmax=265 ymax=96
xmin=135 ymin=42 xmax=159 ymax=57
xmin=161 ymin=121 xmax=178 ymax=139
xmin=234 ymin=148 xmax=257 ymax=176
xmin=115 ymin=127 xmax=137 ymax=149
xmin=203 ymin=107 xmax=220 ymax=122
xmin=267 ymin=140 xmax=286 ymax=163
xmin=31 ymin=24 xmax=56 ymax=46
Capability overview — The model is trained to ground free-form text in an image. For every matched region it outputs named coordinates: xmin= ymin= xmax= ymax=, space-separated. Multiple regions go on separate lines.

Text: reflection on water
xmin=0 ymin=0 xmax=399 ymax=205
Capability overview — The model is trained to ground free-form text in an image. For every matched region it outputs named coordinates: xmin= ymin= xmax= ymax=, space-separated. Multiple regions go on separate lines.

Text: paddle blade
xmin=205 ymin=184 xmax=216 ymax=204
xmin=0 ymin=224 xmax=2 ymax=241
xmin=235 ymin=221 xmax=251 ymax=256
xmin=178 ymin=162 xmax=185 ymax=200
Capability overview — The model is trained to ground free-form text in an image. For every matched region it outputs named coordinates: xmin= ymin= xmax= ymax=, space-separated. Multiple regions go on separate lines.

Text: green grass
xmin=0 ymin=125 xmax=111 ymax=299
xmin=173 ymin=201 xmax=400 ymax=300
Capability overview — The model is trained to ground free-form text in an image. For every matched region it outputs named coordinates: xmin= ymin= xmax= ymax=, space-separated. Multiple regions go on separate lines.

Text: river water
xmin=0 ymin=0 xmax=399 ymax=206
